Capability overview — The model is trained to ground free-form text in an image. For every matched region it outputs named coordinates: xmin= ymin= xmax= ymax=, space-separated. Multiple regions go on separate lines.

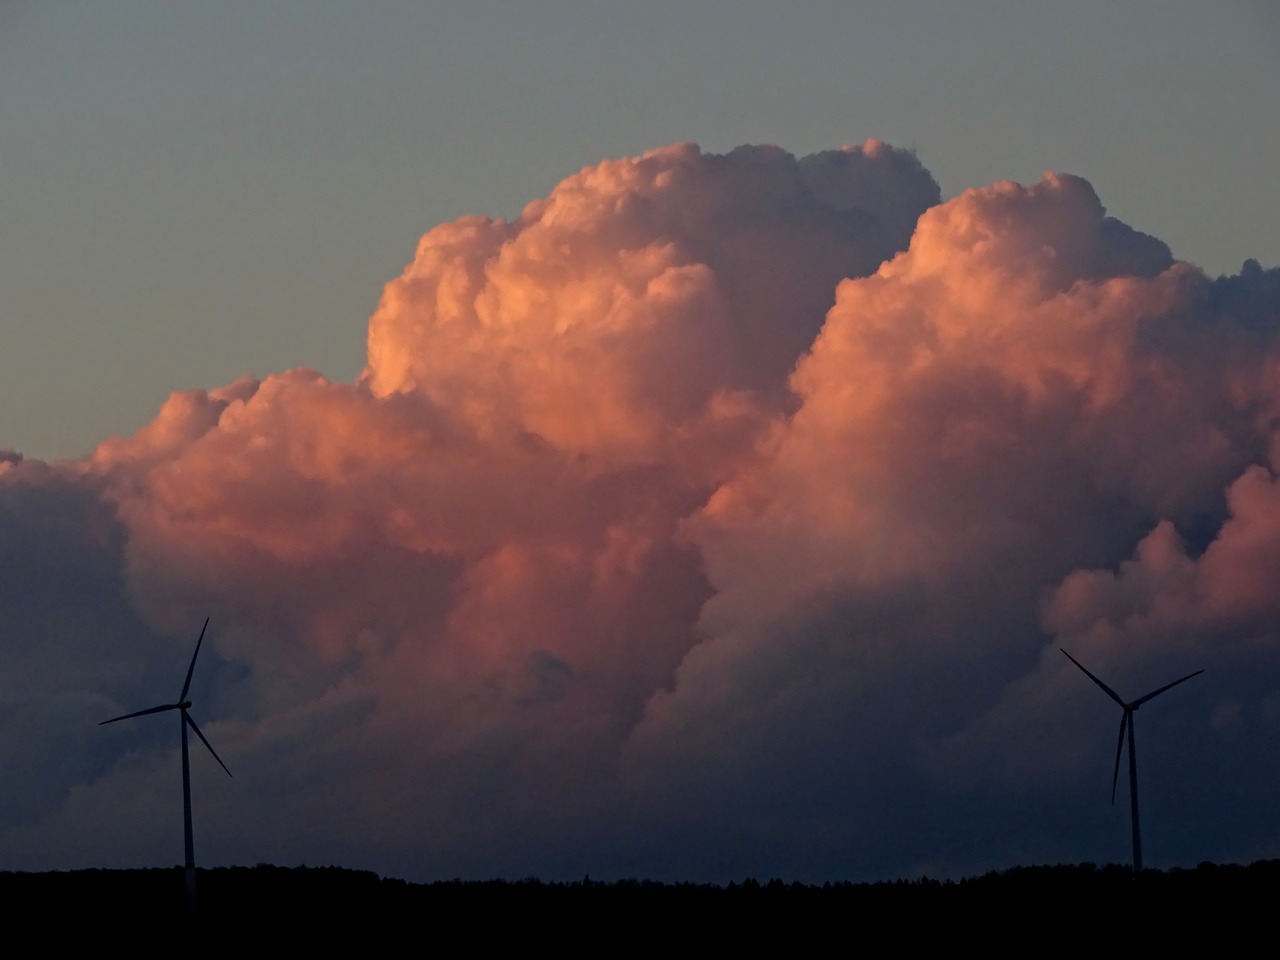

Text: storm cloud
xmin=3 ymin=142 xmax=1278 ymax=882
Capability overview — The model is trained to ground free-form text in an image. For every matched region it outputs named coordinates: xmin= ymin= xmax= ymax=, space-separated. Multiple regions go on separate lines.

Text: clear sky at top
xmin=2 ymin=1 xmax=1276 ymax=459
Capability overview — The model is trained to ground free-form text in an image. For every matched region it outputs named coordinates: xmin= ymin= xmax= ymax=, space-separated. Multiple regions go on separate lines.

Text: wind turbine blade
xmin=1061 ymin=649 xmax=1125 ymax=706
xmin=179 ymin=617 xmax=210 ymax=702
xmin=1132 ymin=668 xmax=1205 ymax=708
xmin=184 ymin=712 xmax=232 ymax=777
xmin=1111 ymin=712 xmax=1127 ymax=804
xmin=99 ymin=702 xmax=182 ymax=725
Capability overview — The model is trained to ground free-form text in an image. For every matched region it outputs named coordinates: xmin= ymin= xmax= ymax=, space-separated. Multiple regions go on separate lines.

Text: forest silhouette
xmin=3 ymin=860 xmax=1273 ymax=927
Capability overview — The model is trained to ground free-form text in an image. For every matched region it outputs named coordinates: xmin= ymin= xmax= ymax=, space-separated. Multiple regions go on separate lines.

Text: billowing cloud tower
xmin=3 ymin=141 xmax=1278 ymax=882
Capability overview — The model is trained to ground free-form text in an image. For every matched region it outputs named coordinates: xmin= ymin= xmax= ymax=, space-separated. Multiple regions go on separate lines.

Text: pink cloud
xmin=5 ymin=143 xmax=1280 ymax=881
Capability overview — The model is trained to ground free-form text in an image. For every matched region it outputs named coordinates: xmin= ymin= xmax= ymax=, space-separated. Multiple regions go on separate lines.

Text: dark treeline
xmin=3 ymin=860 xmax=1273 ymax=928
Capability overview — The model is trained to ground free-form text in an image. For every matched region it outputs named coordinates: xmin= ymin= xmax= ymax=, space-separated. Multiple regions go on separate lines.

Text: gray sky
xmin=1 ymin=1 xmax=1276 ymax=459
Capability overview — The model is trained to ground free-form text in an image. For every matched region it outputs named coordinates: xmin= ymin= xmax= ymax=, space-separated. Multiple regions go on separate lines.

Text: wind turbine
xmin=100 ymin=617 xmax=231 ymax=917
xmin=1061 ymin=648 xmax=1202 ymax=876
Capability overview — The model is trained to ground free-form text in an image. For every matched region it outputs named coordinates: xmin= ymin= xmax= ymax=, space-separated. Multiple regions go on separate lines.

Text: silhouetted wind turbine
xmin=100 ymin=617 xmax=231 ymax=917
xmin=1061 ymin=648 xmax=1202 ymax=876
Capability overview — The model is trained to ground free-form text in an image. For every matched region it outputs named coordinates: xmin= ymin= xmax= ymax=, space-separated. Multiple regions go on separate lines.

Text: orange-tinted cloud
xmin=4 ymin=145 xmax=1280 ymax=881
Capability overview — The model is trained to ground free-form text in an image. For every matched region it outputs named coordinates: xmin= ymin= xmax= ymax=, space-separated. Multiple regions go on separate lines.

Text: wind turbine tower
xmin=1061 ymin=648 xmax=1202 ymax=875
xmin=100 ymin=618 xmax=231 ymax=917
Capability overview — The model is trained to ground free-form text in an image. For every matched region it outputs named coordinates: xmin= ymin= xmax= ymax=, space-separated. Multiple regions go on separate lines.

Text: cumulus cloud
xmin=3 ymin=142 xmax=1280 ymax=881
